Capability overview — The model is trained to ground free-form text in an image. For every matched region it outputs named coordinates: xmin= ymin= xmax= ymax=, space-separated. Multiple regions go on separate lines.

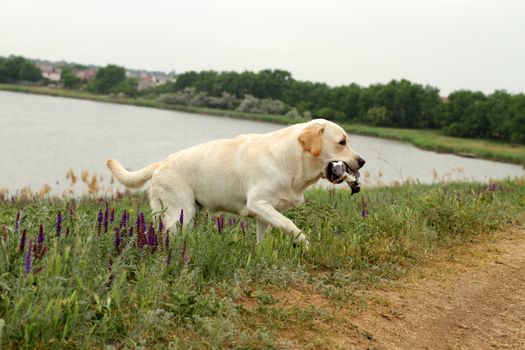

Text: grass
xmin=1 ymin=179 xmax=524 ymax=348
xmin=1 ymin=83 xmax=524 ymax=167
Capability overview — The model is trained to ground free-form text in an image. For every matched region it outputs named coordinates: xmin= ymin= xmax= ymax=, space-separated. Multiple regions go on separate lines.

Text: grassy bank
xmin=343 ymin=124 xmax=525 ymax=166
xmin=1 ymin=180 xmax=524 ymax=348
xmin=2 ymin=83 xmax=525 ymax=166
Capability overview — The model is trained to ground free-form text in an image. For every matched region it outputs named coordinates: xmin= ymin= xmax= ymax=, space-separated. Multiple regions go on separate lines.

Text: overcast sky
xmin=1 ymin=0 xmax=524 ymax=95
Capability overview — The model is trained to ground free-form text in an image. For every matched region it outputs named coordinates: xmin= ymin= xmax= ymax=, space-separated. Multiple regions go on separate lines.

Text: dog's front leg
xmin=256 ymin=220 xmax=270 ymax=244
xmin=248 ymin=200 xmax=309 ymax=250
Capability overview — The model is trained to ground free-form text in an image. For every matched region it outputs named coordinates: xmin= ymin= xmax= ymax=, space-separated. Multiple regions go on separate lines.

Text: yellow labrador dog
xmin=106 ymin=119 xmax=365 ymax=249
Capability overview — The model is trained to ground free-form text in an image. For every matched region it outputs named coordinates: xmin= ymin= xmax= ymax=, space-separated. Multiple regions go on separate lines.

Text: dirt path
xmin=265 ymin=227 xmax=525 ymax=349
xmin=349 ymin=226 xmax=525 ymax=350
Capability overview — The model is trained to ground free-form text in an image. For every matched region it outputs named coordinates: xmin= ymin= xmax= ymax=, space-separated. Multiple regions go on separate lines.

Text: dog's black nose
xmin=357 ymin=157 xmax=366 ymax=168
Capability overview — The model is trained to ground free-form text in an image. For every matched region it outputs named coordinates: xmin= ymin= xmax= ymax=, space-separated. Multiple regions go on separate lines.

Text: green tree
xmin=0 ymin=57 xmax=7 ymax=82
xmin=0 ymin=56 xmax=41 ymax=82
xmin=507 ymin=94 xmax=525 ymax=143
xmin=18 ymin=61 xmax=42 ymax=81
xmin=3 ymin=56 xmax=25 ymax=80
xmin=61 ymin=66 xmax=82 ymax=89
xmin=88 ymin=64 xmax=126 ymax=94
xmin=439 ymin=90 xmax=488 ymax=138
xmin=114 ymin=78 xmax=139 ymax=97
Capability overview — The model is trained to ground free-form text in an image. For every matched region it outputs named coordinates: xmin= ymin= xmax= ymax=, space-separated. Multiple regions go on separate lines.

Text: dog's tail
xmin=106 ymin=158 xmax=161 ymax=188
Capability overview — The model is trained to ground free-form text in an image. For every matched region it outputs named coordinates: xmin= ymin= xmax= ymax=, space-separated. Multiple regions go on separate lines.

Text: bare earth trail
xmin=349 ymin=226 xmax=525 ymax=350
xmin=271 ymin=227 xmax=525 ymax=349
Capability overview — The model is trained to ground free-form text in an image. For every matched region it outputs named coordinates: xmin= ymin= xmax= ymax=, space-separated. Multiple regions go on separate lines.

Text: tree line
xmin=1 ymin=55 xmax=524 ymax=144
xmin=0 ymin=56 xmax=137 ymax=96
xmin=155 ymin=70 xmax=525 ymax=144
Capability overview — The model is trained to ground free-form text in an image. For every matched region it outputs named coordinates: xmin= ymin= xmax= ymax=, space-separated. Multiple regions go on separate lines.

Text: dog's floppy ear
xmin=298 ymin=123 xmax=325 ymax=157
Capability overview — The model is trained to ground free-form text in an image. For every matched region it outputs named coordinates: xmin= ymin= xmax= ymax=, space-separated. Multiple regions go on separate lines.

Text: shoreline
xmin=1 ymin=83 xmax=524 ymax=167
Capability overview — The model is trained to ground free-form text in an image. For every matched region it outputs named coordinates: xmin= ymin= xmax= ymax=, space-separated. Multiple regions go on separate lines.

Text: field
xmin=1 ymin=179 xmax=524 ymax=348
xmin=2 ymin=83 xmax=525 ymax=167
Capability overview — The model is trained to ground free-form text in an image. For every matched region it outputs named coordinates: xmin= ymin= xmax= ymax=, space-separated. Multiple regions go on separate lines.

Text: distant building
xmin=38 ymin=64 xmax=62 ymax=81
xmin=136 ymin=77 xmax=157 ymax=91
xmin=74 ymin=69 xmax=97 ymax=81
xmin=126 ymin=71 xmax=140 ymax=79
xmin=155 ymin=76 xmax=173 ymax=85
xmin=133 ymin=73 xmax=175 ymax=91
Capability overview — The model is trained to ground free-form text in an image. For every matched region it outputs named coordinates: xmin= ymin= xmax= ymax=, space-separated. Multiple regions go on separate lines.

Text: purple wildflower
xmin=15 ymin=211 xmax=20 ymax=232
xmin=25 ymin=239 xmax=32 ymax=273
xmin=38 ymin=224 xmax=45 ymax=245
xmin=115 ymin=228 xmax=121 ymax=255
xmin=361 ymin=208 xmax=368 ymax=218
xmin=97 ymin=209 xmax=103 ymax=236
xmin=147 ymin=223 xmax=157 ymax=249
xmin=19 ymin=228 xmax=27 ymax=253
xmin=137 ymin=216 xmax=147 ymax=249
xmin=103 ymin=206 xmax=109 ymax=233
xmin=138 ymin=230 xmax=146 ymax=249
xmin=159 ymin=217 xmax=164 ymax=234
xmin=216 ymin=214 xmax=224 ymax=233
xmin=120 ymin=210 xmax=128 ymax=228
xmin=56 ymin=211 xmax=62 ymax=236
xmin=110 ymin=208 xmax=115 ymax=224
xmin=139 ymin=213 xmax=146 ymax=234
xmin=181 ymin=240 xmax=190 ymax=265
xmin=228 ymin=218 xmax=237 ymax=227
xmin=240 ymin=222 xmax=246 ymax=234
xmin=1 ymin=225 xmax=6 ymax=242
xmin=179 ymin=209 xmax=184 ymax=226
xmin=165 ymin=229 xmax=170 ymax=249
xmin=136 ymin=213 xmax=141 ymax=234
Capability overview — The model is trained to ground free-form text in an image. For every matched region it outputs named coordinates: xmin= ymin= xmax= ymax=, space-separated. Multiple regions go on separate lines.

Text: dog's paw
xmin=292 ymin=232 xmax=310 ymax=252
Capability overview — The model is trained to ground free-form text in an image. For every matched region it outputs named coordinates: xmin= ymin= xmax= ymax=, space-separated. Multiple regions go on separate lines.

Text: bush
xmin=362 ymin=106 xmax=389 ymax=126
xmin=236 ymin=95 xmax=286 ymax=115
xmin=286 ymin=108 xmax=302 ymax=120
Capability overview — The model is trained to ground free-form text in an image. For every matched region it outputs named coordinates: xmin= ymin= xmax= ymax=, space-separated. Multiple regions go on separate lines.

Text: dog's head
xmin=298 ymin=119 xmax=365 ymax=185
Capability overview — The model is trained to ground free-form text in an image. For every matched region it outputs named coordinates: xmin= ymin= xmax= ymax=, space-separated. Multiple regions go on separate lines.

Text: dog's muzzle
xmin=326 ymin=161 xmax=361 ymax=195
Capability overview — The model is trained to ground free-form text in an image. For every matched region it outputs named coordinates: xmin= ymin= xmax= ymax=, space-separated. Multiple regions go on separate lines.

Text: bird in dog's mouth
xmin=326 ymin=161 xmax=361 ymax=195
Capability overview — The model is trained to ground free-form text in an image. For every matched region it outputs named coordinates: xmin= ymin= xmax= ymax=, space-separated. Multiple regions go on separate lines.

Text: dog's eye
xmin=339 ymin=139 xmax=346 ymax=146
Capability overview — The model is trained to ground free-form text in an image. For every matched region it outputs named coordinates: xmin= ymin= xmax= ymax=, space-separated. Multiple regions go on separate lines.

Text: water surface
xmin=0 ymin=91 xmax=523 ymax=194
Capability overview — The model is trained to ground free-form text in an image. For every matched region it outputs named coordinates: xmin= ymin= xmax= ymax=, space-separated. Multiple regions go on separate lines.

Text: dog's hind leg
xmin=150 ymin=175 xmax=196 ymax=233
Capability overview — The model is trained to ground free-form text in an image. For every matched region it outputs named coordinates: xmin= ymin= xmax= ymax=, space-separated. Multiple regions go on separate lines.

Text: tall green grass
xmin=0 ymin=180 xmax=523 ymax=348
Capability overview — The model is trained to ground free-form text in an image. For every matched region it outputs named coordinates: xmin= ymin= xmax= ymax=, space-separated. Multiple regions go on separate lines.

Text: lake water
xmin=1 ymin=90 xmax=524 ymax=195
